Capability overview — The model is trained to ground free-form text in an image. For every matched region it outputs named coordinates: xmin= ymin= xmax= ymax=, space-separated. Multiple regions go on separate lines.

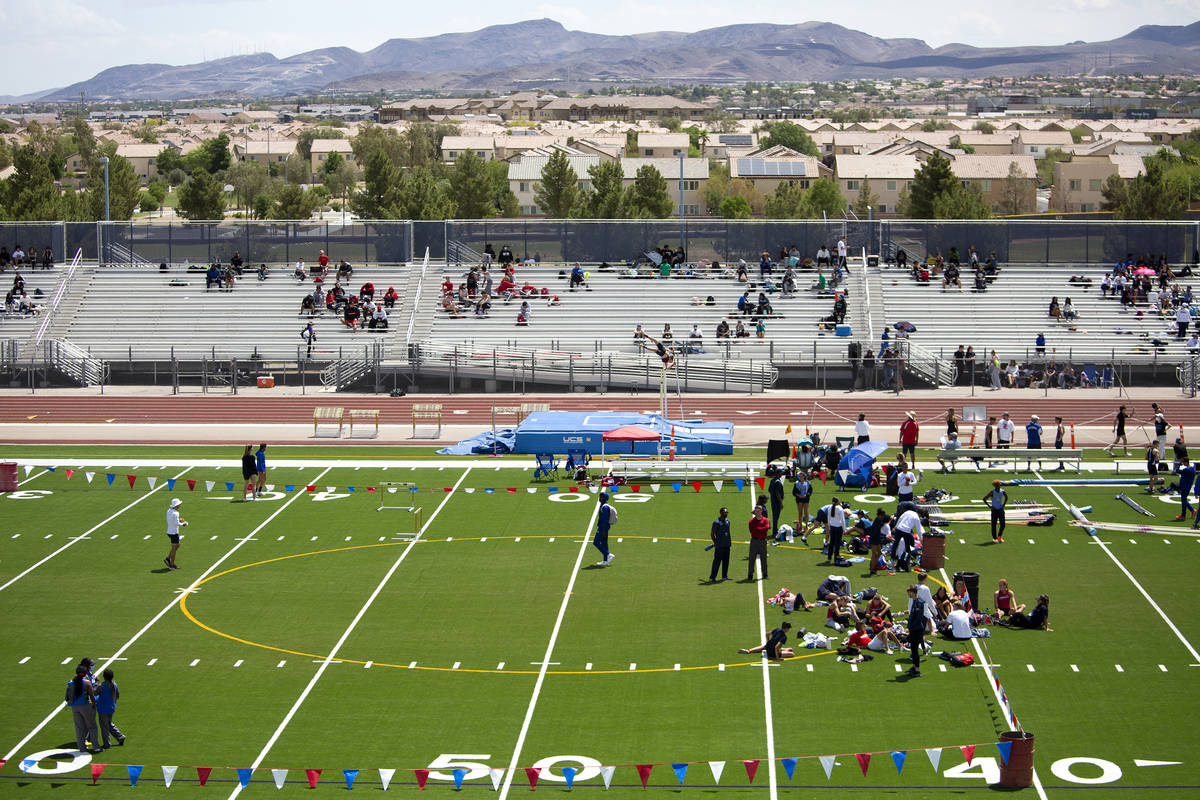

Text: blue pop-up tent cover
xmin=835 ymin=440 xmax=888 ymax=488
xmin=435 ymin=429 xmax=517 ymax=456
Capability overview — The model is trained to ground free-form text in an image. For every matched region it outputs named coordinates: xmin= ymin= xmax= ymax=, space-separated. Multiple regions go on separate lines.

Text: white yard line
xmin=0 ymin=467 xmax=193 ymax=594
xmin=225 ymin=467 xmax=471 ymax=800
xmin=938 ymin=568 xmax=1049 ymax=800
xmin=748 ymin=496 xmax=778 ymax=800
xmin=1035 ymin=472 xmax=1200 ymax=663
xmin=1 ymin=466 xmax=332 ymax=763
xmin=497 ymin=501 xmax=600 ymax=800
xmin=17 ymin=469 xmax=49 ymax=486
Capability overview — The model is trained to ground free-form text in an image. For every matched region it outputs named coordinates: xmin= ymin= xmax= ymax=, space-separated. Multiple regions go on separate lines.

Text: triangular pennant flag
xmin=167 ymin=478 xmax=176 ymax=490
xmin=413 ymin=769 xmax=429 ymax=790
xmin=925 ymin=747 xmax=943 ymax=772
xmin=147 ymin=476 xmax=158 ymax=489
xmin=651 ymin=484 xmax=661 ymax=493
xmin=961 ymin=745 xmax=976 ymax=766
xmin=744 ymin=760 xmax=759 ymax=783
xmin=347 ymin=486 xmax=355 ymax=492
xmin=635 ymin=765 xmax=652 ymax=788
xmin=1011 ymin=709 xmax=1018 ymax=727
xmin=452 ymin=769 xmax=465 ymax=790
xmin=186 ymin=479 xmax=196 ymax=491
xmin=409 ymin=487 xmax=419 ymax=493
xmin=524 ymin=767 xmax=540 ymax=789
xmin=630 ymin=484 xmax=641 ymax=493
xmin=367 ymin=487 xmax=377 ymax=493
xmin=489 ymin=768 xmax=504 ymax=791
xmin=91 ymin=763 xmax=107 ymax=784
xmin=819 ymin=755 xmax=835 ymax=780
xmin=786 ymin=424 xmax=792 ymax=434
xmin=562 ymin=767 xmax=577 ymax=789
xmin=818 ymin=470 xmax=828 ymax=484
xmin=226 ymin=482 xmax=236 ymax=492
xmin=127 ymin=475 xmax=137 ymax=488
xmin=672 ymin=482 xmax=681 ymax=493
xmin=713 ymin=480 xmax=724 ymax=493
xmin=19 ymin=759 xmax=35 ymax=773
xmin=754 ymin=476 xmax=765 ymax=490
xmin=995 ymin=676 xmax=1001 ymax=689
xmin=196 ymin=767 xmax=212 ymax=786
xmin=708 ymin=761 xmax=725 ymax=783
xmin=272 ymin=768 xmax=288 ymax=789
xmin=85 ymin=471 xmax=95 ymax=483
xmin=996 ymin=741 xmax=1012 ymax=766
xmin=568 ymin=486 xmax=578 ymax=492
xmin=610 ymin=486 xmax=618 ymax=494
xmin=106 ymin=473 xmax=115 ymax=486
xmin=588 ymin=485 xmax=599 ymax=494
xmin=326 ymin=486 xmax=336 ymax=493
xmin=265 ymin=484 xmax=275 ymax=492
xmin=507 ymin=488 xmax=517 ymax=494
xmin=465 ymin=487 xmax=476 ymax=494
xmin=891 ymin=751 xmax=907 ymax=774
xmin=781 ymin=758 xmax=797 ymax=780
xmin=856 ymin=753 xmax=871 ymax=776
xmin=237 ymin=768 xmax=254 ymax=787
xmin=47 ymin=466 xmax=55 ymax=472
xmin=306 ymin=485 xmax=316 ymax=492
xmin=284 ymin=485 xmax=294 ymax=492
xmin=599 ymin=766 xmax=615 ymax=790
xmin=547 ymin=487 xmax=558 ymax=493
xmin=306 ymin=768 xmax=323 ymax=789
xmin=65 ymin=469 xmax=75 ymax=480
xmin=525 ymin=488 xmax=536 ymax=494
xmin=23 ymin=465 xmax=34 ymax=476
xmin=127 ymin=765 xmax=143 ymax=786
xmin=484 ymin=488 xmax=494 ymax=494
xmin=734 ymin=479 xmax=744 ymax=492
xmin=379 ymin=768 xmax=395 ymax=791
xmin=671 ymin=763 xmax=688 ymax=784
xmin=161 ymin=766 xmax=178 ymax=788
xmin=692 ymin=481 xmax=702 ymax=493
xmin=205 ymin=481 xmax=215 ymax=492
xmin=344 ymin=769 xmax=359 ymax=790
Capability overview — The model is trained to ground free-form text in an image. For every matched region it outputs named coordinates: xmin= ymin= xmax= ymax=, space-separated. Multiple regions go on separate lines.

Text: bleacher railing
xmin=1181 ymin=357 xmax=1200 ymax=398
xmin=319 ymin=341 xmax=383 ymax=391
xmin=25 ymin=249 xmax=84 ymax=354
xmin=45 ymin=339 xmax=107 ymax=387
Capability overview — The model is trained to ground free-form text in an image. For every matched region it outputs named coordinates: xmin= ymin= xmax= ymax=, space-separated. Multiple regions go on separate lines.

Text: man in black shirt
xmin=738 ymin=621 xmax=794 ymax=659
xmin=708 ymin=507 xmax=732 ymax=583
xmin=906 ymin=585 xmax=926 ymax=677
xmin=768 ymin=468 xmax=785 ymax=537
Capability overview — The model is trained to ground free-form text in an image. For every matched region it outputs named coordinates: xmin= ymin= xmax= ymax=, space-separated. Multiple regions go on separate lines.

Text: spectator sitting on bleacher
xmin=781 ymin=268 xmax=796 ymax=296
xmin=716 ymin=319 xmax=730 ymax=338
xmin=736 ymin=260 xmax=749 ymax=282
xmin=832 ymin=295 xmax=847 ymax=325
xmin=948 ymin=247 xmax=961 ymax=267
xmin=474 ymin=292 xmax=491 ymax=317
xmin=370 ymin=304 xmax=388 ymax=330
xmin=757 ymin=292 xmax=773 ymax=316
xmin=1064 ymin=298 xmax=1077 ymax=321
xmin=984 ymin=252 xmax=1000 ymax=275
xmin=343 ymin=297 xmax=361 ymax=329
xmin=384 ymin=286 xmax=398 ymax=308
xmin=0 ymin=247 xmax=9 ymax=267
xmin=735 ymin=320 xmax=749 ymax=337
xmin=466 ymin=269 xmax=478 ymax=296
xmin=569 ymin=263 xmax=586 ymax=290
xmin=689 ymin=324 xmax=702 ymax=340
xmin=759 ymin=251 xmax=772 ymax=280
xmin=737 ymin=291 xmax=752 ymax=315
xmin=1186 ymin=334 xmax=1200 ymax=354
xmin=816 ymin=245 xmax=831 ymax=267
xmin=11 ymin=245 xmax=24 ymax=265
xmin=942 ymin=263 xmax=962 ymax=291
xmin=360 ymin=281 xmax=375 ymax=301
xmin=1006 ymin=359 xmax=1019 ymax=387
xmin=311 ymin=284 xmax=325 ymax=312
xmin=1048 ymin=296 xmax=1062 ymax=321
xmin=441 ymin=276 xmax=454 ymax=297
xmin=206 ymin=263 xmax=221 ymax=290
xmin=300 ymin=294 xmax=315 ymax=316
xmin=973 ymin=267 xmax=987 ymax=292
xmin=894 ymin=248 xmax=907 ymax=269
xmin=496 ymin=276 xmax=517 ymax=300
xmin=498 ymin=245 xmax=513 ymax=265
xmin=258 ymin=263 xmax=269 ymax=281
xmin=756 ymin=317 xmax=766 ymax=339
xmin=661 ymin=323 xmax=674 ymax=343
xmin=1040 ymin=362 xmax=1058 ymax=389
xmin=519 ymin=300 xmax=531 ymax=322
xmin=1059 ymin=363 xmax=1076 ymax=389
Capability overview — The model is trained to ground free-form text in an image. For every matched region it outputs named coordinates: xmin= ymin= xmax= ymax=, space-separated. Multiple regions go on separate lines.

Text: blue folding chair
xmin=533 ymin=452 xmax=560 ymax=481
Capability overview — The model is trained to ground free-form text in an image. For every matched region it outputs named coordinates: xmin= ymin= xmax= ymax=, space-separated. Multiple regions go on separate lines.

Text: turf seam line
xmin=750 ymin=488 xmax=779 ymax=800
xmin=0 ymin=464 xmax=332 ymax=764
xmin=497 ymin=499 xmax=601 ymax=800
xmin=225 ymin=466 xmax=472 ymax=800
xmin=0 ymin=465 xmax=193 ymax=594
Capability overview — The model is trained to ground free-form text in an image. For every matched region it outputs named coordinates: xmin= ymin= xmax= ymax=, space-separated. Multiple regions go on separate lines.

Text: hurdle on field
xmin=377 ymin=482 xmax=423 ymax=537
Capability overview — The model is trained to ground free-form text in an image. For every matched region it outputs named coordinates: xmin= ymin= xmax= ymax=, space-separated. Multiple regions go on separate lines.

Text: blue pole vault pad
xmin=513 ymin=412 xmax=734 ymax=456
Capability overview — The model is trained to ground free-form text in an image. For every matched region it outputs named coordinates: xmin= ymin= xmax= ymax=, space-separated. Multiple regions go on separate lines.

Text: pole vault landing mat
xmin=514 ymin=411 xmax=734 ymax=456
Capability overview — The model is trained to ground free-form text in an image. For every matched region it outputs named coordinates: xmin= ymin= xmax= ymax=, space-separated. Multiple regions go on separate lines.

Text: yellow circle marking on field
xmin=178 ymin=537 xmax=836 ymax=674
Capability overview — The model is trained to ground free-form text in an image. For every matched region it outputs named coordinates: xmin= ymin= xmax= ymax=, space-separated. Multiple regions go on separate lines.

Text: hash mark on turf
xmin=277 ymin=536 xmax=285 ymax=541
xmin=895 ymin=664 xmax=903 ymax=672
xmin=44 ymin=534 xmax=52 ymax=539
xmin=408 ymin=661 xmax=416 ymax=669
xmin=653 ymin=538 xmax=658 ymax=542
xmin=1062 ymin=538 xmax=1069 ymax=544
xmin=1159 ymin=664 xmax=1168 ymax=672
xmin=146 ymin=659 xmax=156 ymax=666
xmin=674 ymin=663 xmax=681 ymax=671
xmin=364 ymin=661 xmax=373 ymax=669
xmin=11 ymin=534 xmax=19 ymax=539
xmin=19 ymin=657 xmax=29 ymax=664
xmin=939 ymin=664 xmax=947 ymax=672
xmin=718 ymin=664 xmax=725 ymax=671
xmin=851 ymin=664 xmax=858 ymax=672
xmin=480 ymin=537 xmax=487 ymax=542
xmin=189 ymin=659 xmax=200 ymax=667
xmin=585 ymin=663 xmax=592 ymax=671
xmin=1130 ymin=539 xmax=1137 ymax=544
xmin=1115 ymin=664 xmax=1124 ymax=672
xmin=210 ymin=535 xmax=218 ymax=540
xmin=959 ymin=538 xmax=966 ymax=544
xmin=234 ymin=660 xmax=243 ymax=668
xmin=1027 ymin=664 xmax=1036 ymax=672
xmin=497 ymin=662 xmax=505 ymax=670
xmin=276 ymin=660 xmax=286 ymax=668
xmin=1027 ymin=538 xmax=1035 ymax=544
xmin=1070 ymin=664 xmax=1079 ymax=672
xmin=344 ymin=536 xmax=352 ymax=541
xmin=515 ymin=537 xmax=521 ymax=542
xmin=548 ymin=537 xmax=555 ymax=542
xmin=311 ymin=536 xmax=318 ymax=541
xmin=629 ymin=663 xmax=637 ymax=671
xmin=60 ymin=658 xmax=71 ymax=665
xmin=452 ymin=662 xmax=461 ymax=670
xmin=686 ymin=538 xmax=692 ymax=543
xmin=142 ymin=535 xmax=150 ymax=540
xmin=806 ymin=663 xmax=814 ymax=672
xmin=1164 ymin=539 xmax=1172 ymax=545
xmin=617 ymin=538 xmax=623 ymax=543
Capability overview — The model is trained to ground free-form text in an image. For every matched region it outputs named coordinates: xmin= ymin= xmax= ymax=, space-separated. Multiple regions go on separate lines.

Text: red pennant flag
xmin=568 ymin=486 xmax=578 ymax=492
xmin=754 ymin=477 xmax=765 ymax=490
xmin=961 ymin=745 xmax=976 ymax=766
xmin=524 ymin=767 xmax=541 ymax=789
xmin=0 ymin=759 xmax=6 ymax=770
xmin=743 ymin=760 xmax=759 ymax=783
xmin=692 ymin=481 xmax=702 ymax=493
xmin=305 ymin=769 xmax=322 ymax=788
xmin=186 ymin=479 xmax=196 ymax=491
xmin=196 ymin=767 xmax=212 ymax=786
xmin=631 ymin=484 xmax=641 ymax=492
xmin=818 ymin=470 xmax=828 ymax=484
xmin=367 ymin=487 xmax=376 ymax=492
xmin=127 ymin=475 xmax=137 ymax=488
xmin=507 ymin=488 xmax=517 ymax=493
xmin=65 ymin=469 xmax=75 ymax=480
xmin=306 ymin=485 xmax=316 ymax=492
xmin=413 ymin=769 xmax=429 ymax=790
xmin=856 ymin=753 xmax=871 ymax=775
xmin=994 ymin=676 xmax=1001 ymax=689
xmin=444 ymin=487 xmax=453 ymax=493
xmin=90 ymin=763 xmax=107 ymax=784
xmin=636 ymin=765 xmax=653 ymax=788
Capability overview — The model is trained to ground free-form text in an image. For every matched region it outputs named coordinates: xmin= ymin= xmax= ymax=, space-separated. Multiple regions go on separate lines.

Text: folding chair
xmin=565 ymin=449 xmax=590 ymax=477
xmin=533 ymin=452 xmax=560 ymax=481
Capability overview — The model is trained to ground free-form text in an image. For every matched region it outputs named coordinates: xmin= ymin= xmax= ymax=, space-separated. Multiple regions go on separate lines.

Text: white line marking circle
xmin=1049 ymin=757 xmax=1123 ymax=785
xmin=19 ymin=749 xmax=90 ymax=775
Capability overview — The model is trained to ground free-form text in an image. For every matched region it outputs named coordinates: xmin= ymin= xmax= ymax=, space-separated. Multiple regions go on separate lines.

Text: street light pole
xmin=678 ymin=151 xmax=684 ymax=254
xmin=100 ymin=156 xmax=110 ymax=221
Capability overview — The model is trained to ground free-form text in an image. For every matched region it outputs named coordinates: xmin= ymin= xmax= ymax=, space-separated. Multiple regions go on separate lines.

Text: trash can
xmin=920 ymin=531 xmax=945 ymax=570
xmin=953 ymin=571 xmax=981 ymax=612
xmin=998 ymin=731 xmax=1035 ymax=788
xmin=0 ymin=462 xmax=17 ymax=492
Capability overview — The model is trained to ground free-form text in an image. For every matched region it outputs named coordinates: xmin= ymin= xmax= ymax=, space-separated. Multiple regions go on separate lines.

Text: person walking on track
xmin=593 ymin=492 xmax=616 ymax=566
xmin=983 ymin=479 xmax=1008 ymax=543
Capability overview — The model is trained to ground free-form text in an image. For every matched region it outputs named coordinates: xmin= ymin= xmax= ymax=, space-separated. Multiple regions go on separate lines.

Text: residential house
xmin=506 ymin=150 xmax=602 ymax=215
xmin=621 ymin=158 xmax=709 ymax=216
xmin=440 ymin=135 xmax=496 ymax=163
xmin=948 ymin=155 xmax=1038 ymax=212
xmin=1016 ymin=130 xmax=1074 ymax=157
xmin=309 ymin=139 xmax=356 ymax=181
xmin=233 ymin=139 xmax=297 ymax=169
xmin=728 ymin=146 xmax=832 ymax=199
xmin=637 ymin=133 xmax=690 ymax=158
xmin=115 ymin=143 xmax=177 ymax=183
xmin=1050 ymin=155 xmax=1145 ymax=213
xmin=833 ymin=155 xmax=917 ymax=215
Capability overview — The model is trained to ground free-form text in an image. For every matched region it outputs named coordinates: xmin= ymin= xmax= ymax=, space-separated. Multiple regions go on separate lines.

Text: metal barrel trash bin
xmin=953 ymin=571 xmax=981 ymax=611
xmin=920 ymin=530 xmax=946 ymax=570
xmin=998 ymin=731 xmax=1035 ymax=788
xmin=0 ymin=462 xmax=18 ymax=492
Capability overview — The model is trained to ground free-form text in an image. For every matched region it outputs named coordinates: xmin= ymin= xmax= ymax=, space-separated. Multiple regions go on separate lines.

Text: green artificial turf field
xmin=0 ymin=446 xmax=1197 ymax=798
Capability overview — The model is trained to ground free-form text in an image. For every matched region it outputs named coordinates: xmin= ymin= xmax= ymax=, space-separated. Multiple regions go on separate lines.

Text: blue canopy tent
xmin=835 ymin=440 xmax=888 ymax=488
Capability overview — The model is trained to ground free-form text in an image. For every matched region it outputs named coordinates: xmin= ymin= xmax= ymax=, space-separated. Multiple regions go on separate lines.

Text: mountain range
xmin=34 ymin=18 xmax=1200 ymax=103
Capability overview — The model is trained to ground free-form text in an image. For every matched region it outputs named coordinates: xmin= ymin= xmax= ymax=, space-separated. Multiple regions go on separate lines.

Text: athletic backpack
xmin=607 ymin=504 xmax=618 ymax=526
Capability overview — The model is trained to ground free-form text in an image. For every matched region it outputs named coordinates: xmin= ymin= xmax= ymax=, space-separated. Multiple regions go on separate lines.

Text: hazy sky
xmin=2 ymin=0 xmax=1195 ymax=96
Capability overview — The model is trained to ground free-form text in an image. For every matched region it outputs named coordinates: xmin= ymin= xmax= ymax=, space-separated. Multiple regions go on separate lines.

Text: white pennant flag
xmin=388 ymin=487 xmax=398 ymax=494
xmin=271 ymin=769 xmax=288 ymax=789
xmin=161 ymin=766 xmax=178 ymax=788
xmin=708 ymin=761 xmax=725 ymax=783
xmin=488 ymin=768 xmax=504 ymax=791
xmin=378 ymin=768 xmax=395 ymax=791
xmin=147 ymin=476 xmax=158 ymax=489
xmin=819 ymin=755 xmax=836 ymax=780
xmin=651 ymin=484 xmax=661 ymax=493
xmin=925 ymin=747 xmax=943 ymax=772
xmin=266 ymin=484 xmax=275 ymax=492
xmin=713 ymin=480 xmax=724 ymax=493
xmin=464 ymin=487 xmax=476 ymax=494
xmin=527 ymin=487 xmax=537 ymax=494
xmin=326 ymin=486 xmax=336 ymax=493
xmin=205 ymin=481 xmax=215 ymax=492
xmin=588 ymin=485 xmax=600 ymax=494
xmin=599 ymin=766 xmax=615 ymax=790
xmin=85 ymin=471 xmax=95 ymax=484
xmin=23 ymin=465 xmax=34 ymax=476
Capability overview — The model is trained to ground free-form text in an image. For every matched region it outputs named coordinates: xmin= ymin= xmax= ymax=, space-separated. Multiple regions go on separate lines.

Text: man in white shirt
xmin=836 ymin=238 xmax=847 ymax=267
xmin=892 ymin=508 xmax=925 ymax=572
xmin=947 ymin=602 xmax=973 ymax=639
xmin=825 ymin=497 xmax=848 ymax=565
xmin=908 ymin=571 xmax=936 ymax=633
xmin=996 ymin=412 xmax=1016 ymax=448
xmin=1177 ymin=305 xmax=1193 ymax=339
xmin=854 ymin=413 xmax=870 ymax=445
xmin=938 ymin=432 xmax=962 ymax=472
xmin=816 ymin=245 xmax=831 ymax=266
xmin=164 ymin=498 xmax=187 ymax=570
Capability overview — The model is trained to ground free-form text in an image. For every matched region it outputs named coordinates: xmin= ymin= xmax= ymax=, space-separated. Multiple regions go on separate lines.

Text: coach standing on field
xmin=708 ymin=507 xmax=731 ymax=582
xmin=746 ymin=506 xmax=770 ymax=581
xmin=164 ymin=498 xmax=186 ymax=570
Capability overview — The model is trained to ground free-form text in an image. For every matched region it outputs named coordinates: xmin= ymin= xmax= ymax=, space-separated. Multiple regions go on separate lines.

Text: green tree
xmin=759 ymin=121 xmax=819 ymax=157
xmin=851 ymin=177 xmax=879 ymax=217
xmin=972 ymin=120 xmax=997 ymax=134
xmin=796 ymin=177 xmax=846 ymax=218
xmin=0 ymin=139 xmax=11 ymax=171
xmin=176 ymin=168 xmax=225 ymax=220
xmin=395 ymin=166 xmax=455 ymax=220
xmin=70 ymin=116 xmax=98 ymax=172
xmin=322 ymin=150 xmax=344 ymax=177
xmin=1113 ymin=158 xmax=1188 ymax=219
xmin=351 ymin=123 xmax=405 ymax=169
xmin=905 ymin=152 xmax=958 ymax=218
xmin=252 ymin=193 xmax=273 ymax=220
xmin=998 ymin=162 xmax=1034 ymax=215
xmin=580 ymin=160 xmax=625 ymax=218
xmin=284 ymin=154 xmax=309 ymax=185
xmin=1069 ymin=125 xmax=1090 ymax=144
xmin=155 ymin=148 xmax=186 ymax=180
xmin=226 ymin=160 xmax=269 ymax=212
xmin=271 ymin=183 xmax=320 ymax=219
xmin=1035 ymin=148 xmax=1071 ymax=186
xmin=764 ymin=181 xmax=806 ymax=218
xmin=85 ymin=148 xmax=140 ymax=220
xmin=2 ymin=145 xmax=66 ymax=220
xmin=185 ymin=133 xmax=231 ymax=176
xmin=399 ymin=122 xmax=459 ymax=169
xmin=719 ymin=195 xmax=752 ymax=218
xmin=325 ymin=160 xmax=358 ymax=213
xmin=920 ymin=118 xmax=950 ymax=132
xmin=931 ymin=182 xmax=992 ymax=219
xmin=351 ymin=150 xmax=401 ymax=219
xmin=624 ymin=164 xmax=674 ymax=218
xmin=533 ymin=149 xmax=579 ymax=218
xmin=1099 ymin=173 xmax=1127 ymax=212
xmin=702 ymin=161 xmax=730 ymax=214
xmin=447 ymin=150 xmax=497 ymax=219
xmin=661 ymin=117 xmax=682 ymax=132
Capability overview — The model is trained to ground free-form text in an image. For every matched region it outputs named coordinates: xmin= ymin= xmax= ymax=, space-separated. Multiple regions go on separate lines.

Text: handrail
xmin=405 ymin=248 xmax=432 ymax=353
xmin=28 ymin=248 xmax=83 ymax=350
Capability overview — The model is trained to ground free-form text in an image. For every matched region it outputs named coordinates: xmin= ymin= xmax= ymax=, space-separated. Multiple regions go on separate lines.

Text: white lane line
xmin=190 ymin=659 xmax=200 ymax=667
xmin=146 ymin=658 xmax=156 ymax=666
xmin=496 ymin=500 xmax=600 ymax=800
xmin=225 ymin=467 xmax=471 ymax=800
xmin=1115 ymin=665 xmax=1124 ymax=673
xmin=276 ymin=660 xmax=286 ymax=669
xmin=2 ymin=465 xmax=332 ymax=764
xmin=0 ymin=466 xmax=192 ymax=593
xmin=748 ymin=486 xmax=779 ymax=800
xmin=234 ymin=660 xmax=244 ymax=668
xmin=18 ymin=657 xmax=30 ymax=664
xmin=1035 ymin=472 xmax=1200 ymax=664
xmin=939 ymin=567 xmax=1050 ymax=800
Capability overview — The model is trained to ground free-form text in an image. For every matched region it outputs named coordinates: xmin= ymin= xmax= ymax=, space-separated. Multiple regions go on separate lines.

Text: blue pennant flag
xmin=46 ymin=467 xmax=55 ymax=472
xmin=167 ymin=478 xmax=176 ymax=490
xmin=672 ymin=482 xmax=682 ymax=493
xmin=562 ymin=767 xmax=576 ymax=788
xmin=284 ymin=484 xmax=295 ymax=492
xmin=127 ymin=765 xmax=143 ymax=787
xmin=347 ymin=486 xmax=355 ymax=492
xmin=891 ymin=751 xmax=906 ymax=774
xmin=344 ymin=769 xmax=359 ymax=790
xmin=225 ymin=482 xmax=234 ymax=491
xmin=484 ymin=488 xmax=494 ymax=493
xmin=19 ymin=759 xmax=36 ymax=772
xmin=237 ymin=768 xmax=253 ymax=788
xmin=671 ymin=763 xmax=688 ymax=784
xmin=106 ymin=473 xmax=115 ymax=486
xmin=996 ymin=741 xmax=1012 ymax=765
xmin=451 ymin=768 xmax=465 ymax=790
xmin=734 ymin=479 xmax=744 ymax=492
xmin=781 ymin=758 xmax=797 ymax=780
xmin=547 ymin=487 xmax=559 ymax=493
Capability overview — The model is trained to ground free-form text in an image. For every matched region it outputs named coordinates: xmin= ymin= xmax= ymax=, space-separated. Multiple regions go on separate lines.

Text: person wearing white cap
xmin=1152 ymin=405 xmax=1170 ymax=461
xmin=164 ymin=498 xmax=187 ymax=570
